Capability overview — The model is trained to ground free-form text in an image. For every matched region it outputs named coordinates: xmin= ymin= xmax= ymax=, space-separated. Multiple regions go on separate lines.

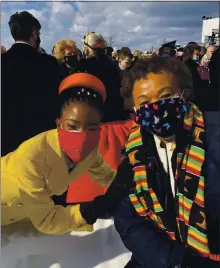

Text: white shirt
xmin=153 ymin=135 xmax=175 ymax=197
xmin=15 ymin=41 xmax=32 ymax=46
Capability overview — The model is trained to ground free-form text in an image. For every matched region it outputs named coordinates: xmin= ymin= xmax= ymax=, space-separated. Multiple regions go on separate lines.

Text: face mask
xmin=161 ymin=53 xmax=171 ymax=58
xmin=64 ymin=55 xmax=80 ymax=69
xmin=58 ymin=128 xmax=100 ymax=163
xmin=204 ymin=59 xmax=210 ymax=68
xmin=135 ymin=97 xmax=188 ymax=138
xmin=119 ymin=62 xmax=128 ymax=71
xmin=193 ymin=55 xmax=200 ymax=63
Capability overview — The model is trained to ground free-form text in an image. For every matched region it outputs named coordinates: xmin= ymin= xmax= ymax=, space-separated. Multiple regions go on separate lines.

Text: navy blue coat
xmin=113 ymin=113 xmax=220 ymax=267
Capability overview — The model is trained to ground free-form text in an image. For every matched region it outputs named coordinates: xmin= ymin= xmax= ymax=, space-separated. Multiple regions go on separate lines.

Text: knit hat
xmin=59 ymin=73 xmax=106 ymax=102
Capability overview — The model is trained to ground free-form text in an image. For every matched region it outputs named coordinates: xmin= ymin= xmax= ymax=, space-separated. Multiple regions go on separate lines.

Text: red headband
xmin=59 ymin=73 xmax=106 ymax=102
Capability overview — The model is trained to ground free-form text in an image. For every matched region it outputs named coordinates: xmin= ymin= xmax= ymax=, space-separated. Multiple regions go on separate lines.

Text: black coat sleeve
xmin=80 ymin=157 xmax=134 ymax=224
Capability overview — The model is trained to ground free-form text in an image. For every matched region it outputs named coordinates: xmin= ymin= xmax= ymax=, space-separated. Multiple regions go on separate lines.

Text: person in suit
xmin=105 ymin=46 xmax=114 ymax=61
xmin=1 ymin=11 xmax=62 ymax=156
xmin=1 ymin=72 xmax=134 ymax=235
xmin=159 ymin=40 xmax=177 ymax=58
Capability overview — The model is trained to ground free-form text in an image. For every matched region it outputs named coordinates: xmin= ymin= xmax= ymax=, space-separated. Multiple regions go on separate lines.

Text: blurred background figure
xmin=183 ymin=41 xmax=201 ymax=64
xmin=116 ymin=49 xmax=121 ymax=58
xmin=159 ymin=40 xmax=176 ymax=57
xmin=120 ymin=61 xmax=136 ymax=113
xmin=133 ymin=50 xmax=142 ymax=61
xmin=200 ymin=45 xmax=216 ymax=68
xmin=112 ymin=48 xmax=118 ymax=61
xmin=176 ymin=47 xmax=184 ymax=61
xmin=118 ymin=50 xmax=133 ymax=71
xmin=53 ymin=39 xmax=81 ymax=78
xmin=1 ymin=45 xmax=7 ymax=54
xmin=197 ymin=45 xmax=215 ymax=83
xmin=1 ymin=11 xmax=61 ymax=156
xmin=81 ymin=31 xmax=129 ymax=122
xmin=199 ymin=45 xmax=207 ymax=60
xmin=105 ymin=46 xmax=114 ymax=61
xmin=183 ymin=41 xmax=211 ymax=111
xmin=120 ymin=47 xmax=131 ymax=54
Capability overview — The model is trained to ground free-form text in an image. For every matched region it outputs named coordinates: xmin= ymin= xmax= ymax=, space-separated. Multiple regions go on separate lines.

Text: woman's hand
xmin=80 ymin=157 xmax=134 ymax=224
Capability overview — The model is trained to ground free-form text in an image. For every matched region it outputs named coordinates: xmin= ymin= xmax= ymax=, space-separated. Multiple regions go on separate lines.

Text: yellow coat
xmin=1 ymin=129 xmax=116 ymax=234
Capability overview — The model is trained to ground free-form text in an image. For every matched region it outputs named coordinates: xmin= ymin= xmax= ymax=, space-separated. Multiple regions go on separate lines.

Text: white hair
xmin=83 ymin=32 xmax=106 ymax=58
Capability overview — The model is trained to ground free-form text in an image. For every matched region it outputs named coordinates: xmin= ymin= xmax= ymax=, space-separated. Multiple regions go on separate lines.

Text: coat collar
xmin=8 ymin=43 xmax=38 ymax=56
xmin=45 ymin=129 xmax=66 ymax=169
xmin=15 ymin=41 xmax=32 ymax=47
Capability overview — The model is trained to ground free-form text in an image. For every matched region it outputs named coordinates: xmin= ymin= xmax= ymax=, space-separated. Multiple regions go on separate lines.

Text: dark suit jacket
xmin=80 ymin=56 xmax=129 ymax=122
xmin=1 ymin=43 xmax=62 ymax=156
xmin=209 ymin=48 xmax=220 ymax=111
xmin=184 ymin=58 xmax=214 ymax=111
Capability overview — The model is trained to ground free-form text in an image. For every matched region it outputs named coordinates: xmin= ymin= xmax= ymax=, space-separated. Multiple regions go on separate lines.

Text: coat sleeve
xmin=204 ymin=112 xmax=220 ymax=257
xmin=16 ymin=158 xmax=92 ymax=235
xmin=80 ymin=157 xmax=134 ymax=224
xmin=88 ymin=151 xmax=116 ymax=188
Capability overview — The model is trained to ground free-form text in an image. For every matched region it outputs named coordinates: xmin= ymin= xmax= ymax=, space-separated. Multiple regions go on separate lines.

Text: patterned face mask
xmin=193 ymin=55 xmax=200 ymax=63
xmin=135 ymin=97 xmax=188 ymax=138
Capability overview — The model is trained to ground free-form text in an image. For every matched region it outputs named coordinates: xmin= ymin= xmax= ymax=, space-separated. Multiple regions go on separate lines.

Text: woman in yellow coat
xmin=1 ymin=73 xmax=117 ymax=235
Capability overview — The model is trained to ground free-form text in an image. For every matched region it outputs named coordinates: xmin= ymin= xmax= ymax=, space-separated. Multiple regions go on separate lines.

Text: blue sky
xmin=1 ymin=1 xmax=219 ymax=53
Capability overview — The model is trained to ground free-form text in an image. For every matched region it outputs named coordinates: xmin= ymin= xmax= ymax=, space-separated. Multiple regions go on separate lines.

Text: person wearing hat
xmin=1 ymin=73 xmax=132 ymax=235
xmin=159 ymin=41 xmax=177 ymax=58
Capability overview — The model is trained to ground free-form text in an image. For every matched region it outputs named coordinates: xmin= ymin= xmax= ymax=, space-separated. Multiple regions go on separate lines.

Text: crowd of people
xmin=1 ymin=10 xmax=220 ymax=268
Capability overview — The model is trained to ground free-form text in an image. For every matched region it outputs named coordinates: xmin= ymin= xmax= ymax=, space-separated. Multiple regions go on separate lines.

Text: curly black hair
xmin=121 ymin=56 xmax=194 ymax=102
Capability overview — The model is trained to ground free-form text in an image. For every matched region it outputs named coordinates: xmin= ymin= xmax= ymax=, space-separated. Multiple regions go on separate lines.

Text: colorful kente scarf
xmin=125 ymin=103 xmax=213 ymax=259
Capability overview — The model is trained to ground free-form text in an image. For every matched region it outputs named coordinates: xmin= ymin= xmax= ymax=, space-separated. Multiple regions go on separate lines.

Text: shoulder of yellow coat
xmin=14 ymin=129 xmax=57 ymax=162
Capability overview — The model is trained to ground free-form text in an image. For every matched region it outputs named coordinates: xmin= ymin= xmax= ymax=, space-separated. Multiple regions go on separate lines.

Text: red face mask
xmin=58 ymin=128 xmax=100 ymax=163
